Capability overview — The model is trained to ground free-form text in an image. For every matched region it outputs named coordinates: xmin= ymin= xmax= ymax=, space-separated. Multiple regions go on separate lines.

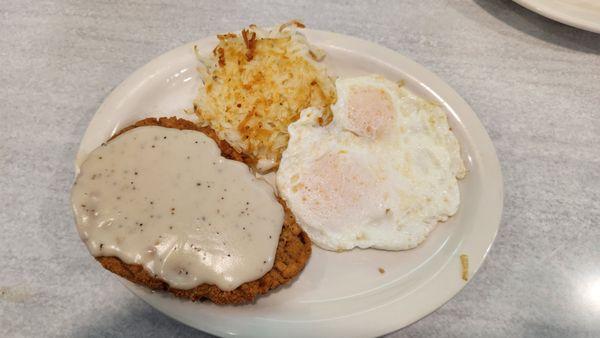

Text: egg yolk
xmin=345 ymin=86 xmax=394 ymax=138
xmin=292 ymin=152 xmax=384 ymax=228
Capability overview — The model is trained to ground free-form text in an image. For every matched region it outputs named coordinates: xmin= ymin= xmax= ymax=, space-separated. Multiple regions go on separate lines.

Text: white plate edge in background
xmin=513 ymin=0 xmax=600 ymax=33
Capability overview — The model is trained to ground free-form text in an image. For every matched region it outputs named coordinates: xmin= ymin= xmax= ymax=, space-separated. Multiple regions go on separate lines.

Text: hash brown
xmin=193 ymin=22 xmax=336 ymax=171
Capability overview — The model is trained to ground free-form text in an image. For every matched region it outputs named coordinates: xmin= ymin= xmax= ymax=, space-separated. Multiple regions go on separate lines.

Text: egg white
xmin=277 ymin=75 xmax=466 ymax=251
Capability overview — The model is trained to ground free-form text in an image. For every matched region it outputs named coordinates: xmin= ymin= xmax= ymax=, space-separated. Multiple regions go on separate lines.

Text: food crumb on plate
xmin=378 ymin=267 xmax=385 ymax=274
xmin=460 ymin=254 xmax=469 ymax=281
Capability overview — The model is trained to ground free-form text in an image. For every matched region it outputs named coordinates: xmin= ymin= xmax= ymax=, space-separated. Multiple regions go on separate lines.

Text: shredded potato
xmin=460 ymin=254 xmax=469 ymax=281
xmin=193 ymin=22 xmax=336 ymax=171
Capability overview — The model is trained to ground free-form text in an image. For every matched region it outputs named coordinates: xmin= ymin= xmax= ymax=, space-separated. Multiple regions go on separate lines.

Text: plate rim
xmin=513 ymin=0 xmax=600 ymax=34
xmin=81 ymin=28 xmax=504 ymax=337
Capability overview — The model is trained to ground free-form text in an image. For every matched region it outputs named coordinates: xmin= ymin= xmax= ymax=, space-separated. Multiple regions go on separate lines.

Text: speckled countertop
xmin=1 ymin=0 xmax=599 ymax=337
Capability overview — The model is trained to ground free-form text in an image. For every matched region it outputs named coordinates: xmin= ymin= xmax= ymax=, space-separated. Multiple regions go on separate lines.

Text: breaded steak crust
xmin=94 ymin=117 xmax=311 ymax=304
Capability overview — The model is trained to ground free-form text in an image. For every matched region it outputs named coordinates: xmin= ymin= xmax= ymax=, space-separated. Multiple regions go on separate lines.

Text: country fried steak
xmin=96 ymin=117 xmax=311 ymax=305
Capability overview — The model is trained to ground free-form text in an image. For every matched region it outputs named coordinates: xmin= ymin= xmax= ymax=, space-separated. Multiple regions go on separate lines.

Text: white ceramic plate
xmin=514 ymin=0 xmax=600 ymax=33
xmin=77 ymin=29 xmax=503 ymax=337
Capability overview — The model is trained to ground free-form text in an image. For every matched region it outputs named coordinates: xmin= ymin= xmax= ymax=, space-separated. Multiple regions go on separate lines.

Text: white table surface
xmin=1 ymin=0 xmax=599 ymax=337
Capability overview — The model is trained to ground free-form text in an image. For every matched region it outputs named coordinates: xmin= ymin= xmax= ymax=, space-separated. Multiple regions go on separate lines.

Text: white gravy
xmin=71 ymin=126 xmax=284 ymax=291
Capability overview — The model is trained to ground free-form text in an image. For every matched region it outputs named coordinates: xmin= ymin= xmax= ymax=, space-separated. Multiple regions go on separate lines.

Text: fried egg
xmin=276 ymin=75 xmax=466 ymax=251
